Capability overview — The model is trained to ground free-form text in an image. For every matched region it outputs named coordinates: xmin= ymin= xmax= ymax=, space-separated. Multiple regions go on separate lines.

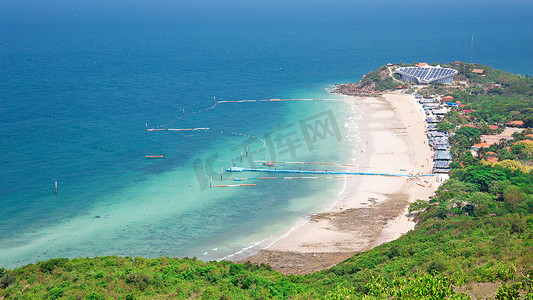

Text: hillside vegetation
xmin=333 ymin=65 xmax=397 ymax=96
xmin=2 ymin=163 xmax=531 ymax=299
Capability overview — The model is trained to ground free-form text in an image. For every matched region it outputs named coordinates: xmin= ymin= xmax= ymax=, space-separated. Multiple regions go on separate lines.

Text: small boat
xmin=263 ymin=162 xmax=276 ymax=166
xmin=146 ymin=155 xmax=165 ymax=159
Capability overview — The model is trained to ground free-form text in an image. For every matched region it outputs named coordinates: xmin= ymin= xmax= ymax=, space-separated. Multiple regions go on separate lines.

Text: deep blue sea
xmin=1 ymin=0 xmax=532 ymax=268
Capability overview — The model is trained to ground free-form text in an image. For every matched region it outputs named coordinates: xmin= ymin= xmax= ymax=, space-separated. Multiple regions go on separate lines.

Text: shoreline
xmin=235 ymin=92 xmax=439 ymax=274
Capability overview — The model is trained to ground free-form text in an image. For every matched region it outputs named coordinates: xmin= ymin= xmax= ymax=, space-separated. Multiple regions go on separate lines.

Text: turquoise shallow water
xmin=1 ymin=0 xmax=532 ymax=268
xmin=1 ymin=93 xmax=355 ymax=266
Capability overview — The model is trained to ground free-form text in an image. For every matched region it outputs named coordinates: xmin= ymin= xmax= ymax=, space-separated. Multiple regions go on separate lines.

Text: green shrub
xmin=495 ymin=283 xmax=521 ymax=300
xmin=0 ymin=273 xmax=16 ymax=289
xmin=85 ymin=292 xmax=105 ymax=300
xmin=39 ymin=258 xmax=69 ymax=274
xmin=48 ymin=287 xmax=63 ymax=299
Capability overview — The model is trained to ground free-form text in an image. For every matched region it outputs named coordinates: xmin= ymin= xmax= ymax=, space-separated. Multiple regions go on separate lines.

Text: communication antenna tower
xmin=470 ymin=33 xmax=474 ymax=64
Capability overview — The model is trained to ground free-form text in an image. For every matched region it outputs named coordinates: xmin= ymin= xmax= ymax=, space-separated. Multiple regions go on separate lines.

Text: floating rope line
xmin=217 ymin=129 xmax=267 ymax=165
xmin=148 ymin=97 xmax=217 ymax=130
xmin=147 ymin=97 xmax=348 ymax=130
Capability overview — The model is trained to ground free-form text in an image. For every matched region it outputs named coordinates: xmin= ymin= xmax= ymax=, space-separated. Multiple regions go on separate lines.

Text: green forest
xmin=2 ymin=64 xmax=532 ymax=299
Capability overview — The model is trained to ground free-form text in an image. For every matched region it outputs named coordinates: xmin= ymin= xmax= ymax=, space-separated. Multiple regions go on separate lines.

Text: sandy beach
xmin=238 ymin=92 xmax=439 ymax=274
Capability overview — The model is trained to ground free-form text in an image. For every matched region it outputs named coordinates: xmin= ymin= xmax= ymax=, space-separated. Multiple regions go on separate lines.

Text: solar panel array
xmin=395 ymin=67 xmax=458 ymax=84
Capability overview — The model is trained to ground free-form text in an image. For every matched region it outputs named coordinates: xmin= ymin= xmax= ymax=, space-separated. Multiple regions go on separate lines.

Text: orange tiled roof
xmin=506 ymin=120 xmax=524 ymax=126
xmin=472 ymin=69 xmax=485 ymax=74
xmin=472 ymin=142 xmax=492 ymax=148
xmin=517 ymin=139 xmax=533 ymax=144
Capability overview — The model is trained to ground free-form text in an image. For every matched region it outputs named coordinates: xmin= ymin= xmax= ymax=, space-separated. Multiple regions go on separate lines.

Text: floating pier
xmin=167 ymin=128 xmax=209 ymax=131
xmin=253 ymin=160 xmax=412 ymax=173
xmin=212 ymin=184 xmax=256 ymax=188
xmin=217 ymin=98 xmax=346 ymax=103
xmin=226 ymin=167 xmax=434 ymax=178
xmin=223 ymin=176 xmax=362 ymax=181
xmin=146 ymin=155 xmax=165 ymax=159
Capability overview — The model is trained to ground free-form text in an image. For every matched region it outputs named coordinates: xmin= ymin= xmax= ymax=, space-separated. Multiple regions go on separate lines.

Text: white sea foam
xmin=220 ymin=215 xmax=312 ymax=262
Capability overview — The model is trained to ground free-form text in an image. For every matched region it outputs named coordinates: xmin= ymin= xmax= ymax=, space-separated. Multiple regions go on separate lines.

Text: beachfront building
xmin=442 ymin=95 xmax=454 ymax=102
xmin=433 ymin=151 xmax=452 ymax=173
xmin=471 ymin=142 xmax=492 ymax=151
xmin=421 ymin=95 xmax=454 ymax=174
xmin=395 ymin=65 xmax=458 ymax=84
xmin=506 ymin=120 xmax=525 ymax=127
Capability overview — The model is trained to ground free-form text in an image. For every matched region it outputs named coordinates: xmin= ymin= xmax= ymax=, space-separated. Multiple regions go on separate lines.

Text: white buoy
xmin=55 ymin=181 xmax=58 ymax=194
